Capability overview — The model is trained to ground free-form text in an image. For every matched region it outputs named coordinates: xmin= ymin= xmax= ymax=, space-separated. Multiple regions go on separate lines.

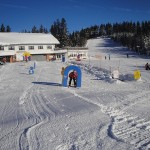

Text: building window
xmin=57 ymin=54 xmax=61 ymax=58
xmin=28 ymin=46 xmax=34 ymax=50
xmin=70 ymin=54 xmax=73 ymax=57
xmin=0 ymin=46 xmax=4 ymax=50
xmin=9 ymin=46 xmax=15 ymax=50
xmin=47 ymin=45 xmax=52 ymax=49
xmin=19 ymin=46 xmax=25 ymax=50
xmin=38 ymin=46 xmax=43 ymax=49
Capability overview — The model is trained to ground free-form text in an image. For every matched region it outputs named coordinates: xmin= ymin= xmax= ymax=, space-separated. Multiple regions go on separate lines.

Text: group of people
xmin=145 ymin=63 xmax=150 ymax=70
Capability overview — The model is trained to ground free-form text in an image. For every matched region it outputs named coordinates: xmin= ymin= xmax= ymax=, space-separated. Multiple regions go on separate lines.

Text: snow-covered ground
xmin=0 ymin=38 xmax=150 ymax=150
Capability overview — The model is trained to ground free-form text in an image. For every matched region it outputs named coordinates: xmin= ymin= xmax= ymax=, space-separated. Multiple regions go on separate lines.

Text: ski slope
xmin=0 ymin=37 xmax=150 ymax=150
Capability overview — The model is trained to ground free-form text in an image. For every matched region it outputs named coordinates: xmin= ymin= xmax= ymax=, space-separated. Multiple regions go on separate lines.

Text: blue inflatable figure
xmin=29 ymin=66 xmax=34 ymax=74
xmin=62 ymin=65 xmax=82 ymax=87
xmin=62 ymin=55 xmax=65 ymax=62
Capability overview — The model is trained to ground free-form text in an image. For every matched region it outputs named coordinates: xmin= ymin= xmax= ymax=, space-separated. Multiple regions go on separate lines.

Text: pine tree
xmin=6 ymin=25 xmax=11 ymax=32
xmin=105 ymin=23 xmax=112 ymax=36
xmin=32 ymin=26 xmax=37 ymax=33
xmin=50 ymin=18 xmax=69 ymax=48
xmin=59 ymin=18 xmax=69 ymax=47
xmin=44 ymin=28 xmax=48 ymax=33
xmin=0 ymin=24 xmax=5 ymax=32
xmin=39 ymin=25 xmax=44 ymax=33
xmin=99 ymin=24 xmax=106 ymax=36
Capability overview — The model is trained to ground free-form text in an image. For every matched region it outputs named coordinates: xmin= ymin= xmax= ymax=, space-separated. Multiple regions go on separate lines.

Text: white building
xmin=0 ymin=32 xmax=88 ymax=62
xmin=0 ymin=32 xmax=67 ymax=62
xmin=66 ymin=47 xmax=88 ymax=60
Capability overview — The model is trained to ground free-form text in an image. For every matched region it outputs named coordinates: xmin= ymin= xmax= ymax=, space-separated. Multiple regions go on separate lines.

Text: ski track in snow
xmin=1 ymin=38 xmax=150 ymax=150
xmin=0 ymin=95 xmax=20 ymax=146
xmin=66 ymin=62 xmax=150 ymax=150
xmin=67 ymin=87 xmax=150 ymax=149
xmin=19 ymin=65 xmax=63 ymax=150
xmin=18 ymin=67 xmax=52 ymax=150
xmin=0 ymin=64 xmax=29 ymax=149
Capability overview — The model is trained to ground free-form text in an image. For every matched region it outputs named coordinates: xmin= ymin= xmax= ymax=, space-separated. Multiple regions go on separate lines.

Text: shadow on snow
xmin=32 ymin=82 xmax=61 ymax=86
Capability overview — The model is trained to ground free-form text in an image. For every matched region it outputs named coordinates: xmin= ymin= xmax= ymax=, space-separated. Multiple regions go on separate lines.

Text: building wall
xmin=67 ymin=50 xmax=88 ymax=60
xmin=1 ymin=44 xmax=56 ymax=61
xmin=31 ymin=54 xmax=46 ymax=61
xmin=1 ymin=45 xmax=88 ymax=62
xmin=54 ymin=48 xmax=88 ymax=60
xmin=2 ymin=44 xmax=55 ymax=52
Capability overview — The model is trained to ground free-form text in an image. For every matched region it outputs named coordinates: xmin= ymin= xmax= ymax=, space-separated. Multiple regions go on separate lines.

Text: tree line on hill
xmin=0 ymin=19 xmax=150 ymax=55
xmin=0 ymin=24 xmax=11 ymax=32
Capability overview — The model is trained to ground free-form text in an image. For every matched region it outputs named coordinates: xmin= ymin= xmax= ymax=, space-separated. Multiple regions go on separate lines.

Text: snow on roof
xmin=0 ymin=32 xmax=60 ymax=45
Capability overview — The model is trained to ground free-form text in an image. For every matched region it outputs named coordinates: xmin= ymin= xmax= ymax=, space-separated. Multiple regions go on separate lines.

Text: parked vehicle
xmin=0 ymin=61 xmax=4 ymax=65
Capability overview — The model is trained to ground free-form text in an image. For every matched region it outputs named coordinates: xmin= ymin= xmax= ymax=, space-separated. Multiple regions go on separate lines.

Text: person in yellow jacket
xmin=61 ymin=67 xmax=65 ymax=75
xmin=134 ymin=70 xmax=141 ymax=80
xmin=61 ymin=67 xmax=65 ymax=85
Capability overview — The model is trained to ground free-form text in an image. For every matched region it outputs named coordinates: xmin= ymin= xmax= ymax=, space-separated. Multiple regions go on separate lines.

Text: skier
xmin=68 ymin=70 xmax=78 ymax=87
xmin=145 ymin=63 xmax=150 ymax=70
xmin=127 ymin=53 xmax=129 ymax=58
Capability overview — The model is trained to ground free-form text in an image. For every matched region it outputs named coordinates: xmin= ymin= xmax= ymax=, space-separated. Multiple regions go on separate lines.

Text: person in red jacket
xmin=68 ymin=70 xmax=78 ymax=87
xmin=2 ymin=57 xmax=6 ymax=63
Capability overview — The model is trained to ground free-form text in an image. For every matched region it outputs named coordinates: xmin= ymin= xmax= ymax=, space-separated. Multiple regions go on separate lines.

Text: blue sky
xmin=0 ymin=0 xmax=150 ymax=33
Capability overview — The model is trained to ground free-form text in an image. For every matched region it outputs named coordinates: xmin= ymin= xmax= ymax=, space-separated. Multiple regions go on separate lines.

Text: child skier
xmin=68 ymin=70 xmax=78 ymax=87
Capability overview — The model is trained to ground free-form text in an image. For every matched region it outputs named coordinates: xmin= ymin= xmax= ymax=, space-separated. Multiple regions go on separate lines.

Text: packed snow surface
xmin=0 ymin=38 xmax=150 ymax=150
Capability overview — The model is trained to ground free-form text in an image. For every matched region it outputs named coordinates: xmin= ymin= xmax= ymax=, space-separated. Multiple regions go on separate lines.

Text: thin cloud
xmin=113 ymin=7 xmax=132 ymax=12
xmin=67 ymin=0 xmax=77 ymax=2
xmin=59 ymin=0 xmax=85 ymax=10
xmin=65 ymin=0 xmax=104 ymax=10
xmin=0 ymin=3 xmax=28 ymax=9
xmin=113 ymin=7 xmax=150 ymax=15
xmin=135 ymin=9 xmax=150 ymax=14
xmin=67 ymin=0 xmax=79 ymax=3
xmin=61 ymin=0 xmax=150 ymax=14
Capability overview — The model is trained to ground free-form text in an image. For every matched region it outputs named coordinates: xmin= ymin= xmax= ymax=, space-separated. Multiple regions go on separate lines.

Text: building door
xmin=31 ymin=54 xmax=46 ymax=61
